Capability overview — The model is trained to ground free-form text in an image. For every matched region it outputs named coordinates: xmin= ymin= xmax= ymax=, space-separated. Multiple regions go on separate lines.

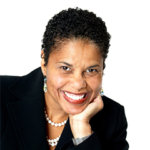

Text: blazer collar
xmin=7 ymin=67 xmax=73 ymax=150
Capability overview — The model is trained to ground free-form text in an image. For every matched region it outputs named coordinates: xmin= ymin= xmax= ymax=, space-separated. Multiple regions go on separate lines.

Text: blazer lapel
xmin=55 ymin=118 xmax=73 ymax=150
xmin=7 ymin=68 xmax=49 ymax=150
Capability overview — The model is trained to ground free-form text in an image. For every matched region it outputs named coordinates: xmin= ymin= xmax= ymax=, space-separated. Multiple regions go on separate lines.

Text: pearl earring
xmin=43 ymin=77 xmax=47 ymax=92
xmin=100 ymin=89 xmax=104 ymax=96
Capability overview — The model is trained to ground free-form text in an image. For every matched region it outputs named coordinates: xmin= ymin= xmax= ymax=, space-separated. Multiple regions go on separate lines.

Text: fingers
xmin=99 ymin=95 xmax=104 ymax=110
xmin=89 ymin=91 xmax=101 ymax=103
xmin=69 ymin=92 xmax=104 ymax=122
xmin=93 ymin=94 xmax=104 ymax=110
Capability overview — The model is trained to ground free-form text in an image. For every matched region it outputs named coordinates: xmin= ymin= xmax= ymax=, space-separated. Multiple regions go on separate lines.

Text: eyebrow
xmin=57 ymin=62 xmax=101 ymax=68
xmin=57 ymin=62 xmax=73 ymax=67
xmin=87 ymin=65 xmax=101 ymax=69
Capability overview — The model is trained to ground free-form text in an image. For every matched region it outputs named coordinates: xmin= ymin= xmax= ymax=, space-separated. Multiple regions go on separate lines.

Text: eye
xmin=86 ymin=68 xmax=98 ymax=73
xmin=84 ymin=68 xmax=99 ymax=77
xmin=60 ymin=66 xmax=71 ymax=71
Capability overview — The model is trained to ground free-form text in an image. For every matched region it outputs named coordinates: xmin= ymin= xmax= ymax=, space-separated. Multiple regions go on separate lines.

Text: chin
xmin=63 ymin=104 xmax=87 ymax=115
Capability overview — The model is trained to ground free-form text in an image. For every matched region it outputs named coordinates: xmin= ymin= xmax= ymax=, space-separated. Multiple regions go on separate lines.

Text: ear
xmin=41 ymin=50 xmax=47 ymax=76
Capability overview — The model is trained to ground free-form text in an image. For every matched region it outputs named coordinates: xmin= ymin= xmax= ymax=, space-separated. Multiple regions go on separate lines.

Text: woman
xmin=0 ymin=8 xmax=129 ymax=150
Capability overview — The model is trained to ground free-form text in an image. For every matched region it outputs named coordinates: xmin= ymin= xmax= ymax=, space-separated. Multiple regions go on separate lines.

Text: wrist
xmin=72 ymin=134 xmax=91 ymax=145
xmin=70 ymin=119 xmax=92 ymax=138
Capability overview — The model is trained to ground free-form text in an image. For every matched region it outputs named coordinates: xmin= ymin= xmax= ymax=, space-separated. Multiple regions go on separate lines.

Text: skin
xmin=41 ymin=38 xmax=104 ymax=144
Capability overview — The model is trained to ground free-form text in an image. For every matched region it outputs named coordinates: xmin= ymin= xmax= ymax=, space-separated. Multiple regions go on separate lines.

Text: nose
xmin=70 ymin=73 xmax=87 ymax=91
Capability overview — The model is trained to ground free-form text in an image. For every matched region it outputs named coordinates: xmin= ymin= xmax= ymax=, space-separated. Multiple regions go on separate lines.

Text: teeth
xmin=64 ymin=92 xmax=85 ymax=100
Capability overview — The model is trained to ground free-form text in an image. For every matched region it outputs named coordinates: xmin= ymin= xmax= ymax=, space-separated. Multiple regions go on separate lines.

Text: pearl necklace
xmin=44 ymin=110 xmax=67 ymax=127
xmin=47 ymin=136 xmax=60 ymax=147
xmin=44 ymin=110 xmax=67 ymax=147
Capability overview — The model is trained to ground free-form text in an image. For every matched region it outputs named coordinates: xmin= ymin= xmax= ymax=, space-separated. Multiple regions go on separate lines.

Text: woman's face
xmin=41 ymin=39 xmax=103 ymax=115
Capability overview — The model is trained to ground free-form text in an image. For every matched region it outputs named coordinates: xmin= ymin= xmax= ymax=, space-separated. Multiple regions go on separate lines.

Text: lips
xmin=63 ymin=91 xmax=88 ymax=104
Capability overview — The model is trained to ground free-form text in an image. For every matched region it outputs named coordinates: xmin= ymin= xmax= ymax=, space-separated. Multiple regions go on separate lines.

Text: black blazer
xmin=0 ymin=68 xmax=129 ymax=150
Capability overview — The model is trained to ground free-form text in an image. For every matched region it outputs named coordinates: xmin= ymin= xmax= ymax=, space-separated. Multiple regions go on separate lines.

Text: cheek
xmin=47 ymin=73 xmax=68 ymax=91
xmin=88 ymin=77 xmax=102 ymax=92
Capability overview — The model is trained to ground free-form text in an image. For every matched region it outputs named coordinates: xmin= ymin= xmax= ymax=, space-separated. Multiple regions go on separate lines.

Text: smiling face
xmin=41 ymin=38 xmax=103 ymax=115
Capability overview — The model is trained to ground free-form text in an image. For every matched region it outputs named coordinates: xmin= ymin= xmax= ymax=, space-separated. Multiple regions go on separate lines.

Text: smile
xmin=63 ymin=91 xmax=88 ymax=104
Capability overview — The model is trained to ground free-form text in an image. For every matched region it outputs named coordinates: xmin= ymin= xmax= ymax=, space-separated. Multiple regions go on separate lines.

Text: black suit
xmin=0 ymin=67 xmax=129 ymax=150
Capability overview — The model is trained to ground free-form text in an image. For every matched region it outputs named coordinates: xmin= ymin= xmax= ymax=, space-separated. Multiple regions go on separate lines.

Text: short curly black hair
xmin=42 ymin=7 xmax=111 ymax=69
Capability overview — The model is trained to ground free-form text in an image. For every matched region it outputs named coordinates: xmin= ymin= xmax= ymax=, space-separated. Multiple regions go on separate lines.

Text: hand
xmin=69 ymin=94 xmax=104 ymax=122
xmin=69 ymin=94 xmax=104 ymax=138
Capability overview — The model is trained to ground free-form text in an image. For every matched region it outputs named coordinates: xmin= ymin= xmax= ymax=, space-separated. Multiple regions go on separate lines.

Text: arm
xmin=63 ymin=95 xmax=129 ymax=150
xmin=69 ymin=94 xmax=103 ymax=138
xmin=68 ymin=94 xmax=104 ymax=149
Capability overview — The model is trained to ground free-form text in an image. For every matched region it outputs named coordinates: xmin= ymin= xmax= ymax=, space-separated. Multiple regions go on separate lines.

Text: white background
xmin=0 ymin=0 xmax=150 ymax=149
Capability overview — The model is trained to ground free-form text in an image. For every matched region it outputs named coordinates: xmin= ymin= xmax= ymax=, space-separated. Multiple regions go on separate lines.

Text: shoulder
xmin=0 ymin=67 xmax=42 ymax=104
xmin=0 ymin=75 xmax=20 ymax=100
xmin=0 ymin=67 xmax=41 ymax=88
xmin=0 ymin=67 xmax=42 ymax=128
xmin=90 ymin=96 xmax=129 ymax=149
xmin=101 ymin=95 xmax=126 ymax=122
xmin=91 ymin=96 xmax=128 ymax=138
xmin=91 ymin=95 xmax=127 ymax=128
xmin=102 ymin=95 xmax=124 ymax=111
xmin=0 ymin=75 xmax=20 ymax=84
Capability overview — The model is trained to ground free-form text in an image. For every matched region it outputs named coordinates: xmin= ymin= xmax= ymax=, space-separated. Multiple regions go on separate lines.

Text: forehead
xmin=49 ymin=38 xmax=103 ymax=65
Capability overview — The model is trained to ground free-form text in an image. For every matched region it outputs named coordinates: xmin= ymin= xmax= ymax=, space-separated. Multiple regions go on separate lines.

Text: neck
xmin=44 ymin=92 xmax=68 ymax=122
